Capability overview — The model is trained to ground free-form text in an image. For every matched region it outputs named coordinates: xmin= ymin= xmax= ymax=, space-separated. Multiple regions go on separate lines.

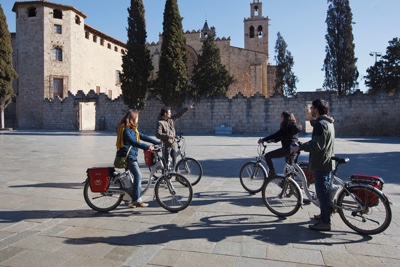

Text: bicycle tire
xmin=175 ymin=157 xmax=203 ymax=186
xmin=154 ymin=173 xmax=193 ymax=212
xmin=239 ymin=162 xmax=267 ymax=194
xmin=262 ymin=175 xmax=302 ymax=217
xmin=83 ymin=179 xmax=124 ymax=212
xmin=337 ymin=185 xmax=392 ymax=235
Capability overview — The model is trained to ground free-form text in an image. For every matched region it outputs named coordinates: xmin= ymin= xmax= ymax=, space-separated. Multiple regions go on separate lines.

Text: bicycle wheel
xmin=83 ymin=179 xmax=124 ymax=212
xmin=262 ymin=175 xmax=302 ymax=217
xmin=239 ymin=162 xmax=267 ymax=194
xmin=154 ymin=173 xmax=193 ymax=212
xmin=175 ymin=157 xmax=203 ymax=186
xmin=337 ymin=185 xmax=392 ymax=235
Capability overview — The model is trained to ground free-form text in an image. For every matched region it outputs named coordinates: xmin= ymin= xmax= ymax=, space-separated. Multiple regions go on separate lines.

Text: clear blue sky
xmin=2 ymin=0 xmax=399 ymax=92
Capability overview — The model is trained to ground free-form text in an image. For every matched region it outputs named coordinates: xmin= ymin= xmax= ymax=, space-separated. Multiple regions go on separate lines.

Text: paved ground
xmin=0 ymin=130 xmax=399 ymax=267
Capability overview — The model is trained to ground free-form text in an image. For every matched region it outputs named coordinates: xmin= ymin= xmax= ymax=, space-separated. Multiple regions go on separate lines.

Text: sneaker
xmin=132 ymin=202 xmax=149 ymax=208
xmin=309 ymin=221 xmax=331 ymax=231
xmin=314 ymin=214 xmax=321 ymax=220
xmin=127 ymin=202 xmax=137 ymax=208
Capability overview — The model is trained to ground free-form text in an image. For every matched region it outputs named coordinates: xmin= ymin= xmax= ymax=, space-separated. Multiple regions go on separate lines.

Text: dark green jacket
xmin=299 ymin=115 xmax=335 ymax=172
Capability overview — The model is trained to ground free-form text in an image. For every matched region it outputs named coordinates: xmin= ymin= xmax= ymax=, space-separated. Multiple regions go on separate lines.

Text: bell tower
xmin=244 ymin=0 xmax=270 ymax=55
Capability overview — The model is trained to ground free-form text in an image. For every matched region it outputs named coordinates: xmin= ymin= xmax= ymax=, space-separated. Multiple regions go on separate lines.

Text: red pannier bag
xmin=144 ymin=149 xmax=156 ymax=167
xmin=349 ymin=174 xmax=384 ymax=206
xmin=87 ymin=167 xmax=114 ymax=192
xmin=298 ymin=162 xmax=314 ymax=184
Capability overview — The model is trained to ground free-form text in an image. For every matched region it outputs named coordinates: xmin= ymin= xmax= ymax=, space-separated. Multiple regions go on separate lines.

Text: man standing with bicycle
xmin=291 ymin=99 xmax=335 ymax=231
xmin=156 ymin=103 xmax=195 ymax=169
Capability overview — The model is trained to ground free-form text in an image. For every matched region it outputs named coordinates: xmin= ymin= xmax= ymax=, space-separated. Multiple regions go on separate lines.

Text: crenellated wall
xmin=41 ymin=90 xmax=400 ymax=136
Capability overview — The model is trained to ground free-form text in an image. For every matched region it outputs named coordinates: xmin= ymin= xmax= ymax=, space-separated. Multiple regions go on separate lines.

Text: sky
xmin=2 ymin=0 xmax=399 ymax=92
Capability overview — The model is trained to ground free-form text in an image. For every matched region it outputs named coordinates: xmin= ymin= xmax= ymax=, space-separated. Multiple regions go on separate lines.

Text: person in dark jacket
xmin=156 ymin=103 xmax=195 ymax=168
xmin=259 ymin=111 xmax=302 ymax=177
xmin=291 ymin=99 xmax=335 ymax=231
xmin=116 ymin=110 xmax=159 ymax=208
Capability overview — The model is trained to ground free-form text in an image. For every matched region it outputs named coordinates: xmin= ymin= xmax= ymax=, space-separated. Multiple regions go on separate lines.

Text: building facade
xmin=10 ymin=0 xmax=276 ymax=129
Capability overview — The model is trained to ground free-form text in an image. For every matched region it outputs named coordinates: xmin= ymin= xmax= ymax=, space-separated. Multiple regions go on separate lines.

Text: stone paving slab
xmin=0 ymin=130 xmax=400 ymax=266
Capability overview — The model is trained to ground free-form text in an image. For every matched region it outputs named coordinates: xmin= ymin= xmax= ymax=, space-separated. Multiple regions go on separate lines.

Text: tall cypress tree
xmin=0 ymin=4 xmax=18 ymax=129
xmin=120 ymin=0 xmax=153 ymax=110
xmin=273 ymin=32 xmax=298 ymax=97
xmin=155 ymin=0 xmax=188 ymax=108
xmin=323 ymin=0 xmax=358 ymax=95
xmin=190 ymin=27 xmax=234 ymax=98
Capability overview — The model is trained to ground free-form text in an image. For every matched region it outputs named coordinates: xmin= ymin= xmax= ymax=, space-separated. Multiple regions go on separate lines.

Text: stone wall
xmin=40 ymin=90 xmax=400 ymax=136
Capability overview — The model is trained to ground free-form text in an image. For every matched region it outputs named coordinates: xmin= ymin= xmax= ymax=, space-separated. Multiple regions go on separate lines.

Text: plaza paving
xmin=0 ymin=130 xmax=399 ymax=266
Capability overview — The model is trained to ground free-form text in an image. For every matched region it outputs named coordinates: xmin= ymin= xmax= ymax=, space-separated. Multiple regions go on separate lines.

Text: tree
xmin=273 ymin=32 xmax=298 ymax=97
xmin=0 ymin=4 xmax=18 ymax=129
xmin=365 ymin=38 xmax=400 ymax=94
xmin=155 ymin=0 xmax=188 ymax=109
xmin=323 ymin=0 xmax=358 ymax=95
xmin=190 ymin=27 xmax=234 ymax=98
xmin=120 ymin=0 xmax=153 ymax=110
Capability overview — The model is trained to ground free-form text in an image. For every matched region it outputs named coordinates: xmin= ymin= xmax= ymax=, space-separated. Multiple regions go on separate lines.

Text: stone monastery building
xmin=10 ymin=0 xmax=276 ymax=128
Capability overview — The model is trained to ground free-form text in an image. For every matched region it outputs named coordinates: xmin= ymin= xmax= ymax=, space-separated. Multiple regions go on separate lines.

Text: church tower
xmin=244 ymin=0 xmax=270 ymax=55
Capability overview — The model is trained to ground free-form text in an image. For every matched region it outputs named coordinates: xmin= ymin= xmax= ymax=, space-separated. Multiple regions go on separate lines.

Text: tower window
xmin=53 ymin=9 xmax=62 ymax=19
xmin=85 ymin=32 xmax=89 ymax=39
xmin=93 ymin=35 xmax=97 ymax=43
xmin=53 ymin=47 xmax=63 ymax=61
xmin=53 ymin=78 xmax=64 ymax=98
xmin=28 ymin=7 xmax=36 ymax=17
xmin=249 ymin=26 xmax=255 ymax=38
xmin=54 ymin=24 xmax=62 ymax=34
xmin=75 ymin=15 xmax=81 ymax=25
xmin=258 ymin=26 xmax=263 ymax=38
xmin=254 ymin=6 xmax=259 ymax=16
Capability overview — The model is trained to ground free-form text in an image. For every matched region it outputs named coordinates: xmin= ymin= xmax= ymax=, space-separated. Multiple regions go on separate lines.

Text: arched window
xmin=28 ymin=7 xmax=36 ymax=17
xmin=249 ymin=26 xmax=255 ymax=38
xmin=75 ymin=15 xmax=81 ymax=25
xmin=53 ymin=9 xmax=62 ymax=19
xmin=53 ymin=47 xmax=63 ymax=61
xmin=257 ymin=26 xmax=263 ymax=38
xmin=254 ymin=5 xmax=259 ymax=16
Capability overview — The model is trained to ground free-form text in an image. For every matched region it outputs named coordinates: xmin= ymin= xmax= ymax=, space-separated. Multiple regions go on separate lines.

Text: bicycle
xmin=152 ymin=134 xmax=203 ymax=186
xmin=261 ymin=151 xmax=392 ymax=235
xmin=83 ymin=145 xmax=193 ymax=213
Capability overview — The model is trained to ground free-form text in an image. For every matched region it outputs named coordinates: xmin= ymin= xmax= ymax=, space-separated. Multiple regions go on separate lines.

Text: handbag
xmin=114 ymin=146 xmax=132 ymax=168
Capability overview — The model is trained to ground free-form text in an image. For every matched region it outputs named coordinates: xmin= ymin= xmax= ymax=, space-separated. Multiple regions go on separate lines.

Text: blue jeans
xmin=127 ymin=159 xmax=142 ymax=202
xmin=314 ymin=170 xmax=333 ymax=224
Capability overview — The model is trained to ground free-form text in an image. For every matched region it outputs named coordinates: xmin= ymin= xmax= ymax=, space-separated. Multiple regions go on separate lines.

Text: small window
xmin=28 ymin=7 xmax=36 ymax=17
xmin=121 ymin=49 xmax=125 ymax=54
xmin=114 ymin=46 xmax=118 ymax=52
xmin=53 ymin=78 xmax=64 ymax=98
xmin=249 ymin=26 xmax=254 ymax=38
xmin=116 ymin=70 xmax=121 ymax=85
xmin=54 ymin=24 xmax=62 ymax=34
xmin=100 ymin=39 xmax=104 ymax=46
xmin=53 ymin=9 xmax=62 ymax=19
xmin=85 ymin=32 xmax=89 ymax=39
xmin=107 ymin=43 xmax=111 ymax=49
xmin=75 ymin=15 xmax=81 ymax=25
xmin=93 ymin=36 xmax=97 ymax=43
xmin=53 ymin=47 xmax=63 ymax=61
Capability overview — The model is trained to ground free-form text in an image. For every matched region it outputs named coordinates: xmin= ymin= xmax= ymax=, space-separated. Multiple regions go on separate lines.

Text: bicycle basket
xmin=144 ymin=149 xmax=157 ymax=167
xmin=349 ymin=174 xmax=384 ymax=206
xmin=298 ymin=162 xmax=314 ymax=184
xmin=87 ymin=167 xmax=114 ymax=192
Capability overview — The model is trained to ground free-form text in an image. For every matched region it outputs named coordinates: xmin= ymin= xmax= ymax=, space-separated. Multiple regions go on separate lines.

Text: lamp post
xmin=369 ymin=52 xmax=382 ymax=63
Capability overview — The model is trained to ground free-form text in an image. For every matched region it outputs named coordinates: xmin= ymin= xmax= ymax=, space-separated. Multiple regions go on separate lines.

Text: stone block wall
xmin=40 ymin=90 xmax=400 ymax=136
